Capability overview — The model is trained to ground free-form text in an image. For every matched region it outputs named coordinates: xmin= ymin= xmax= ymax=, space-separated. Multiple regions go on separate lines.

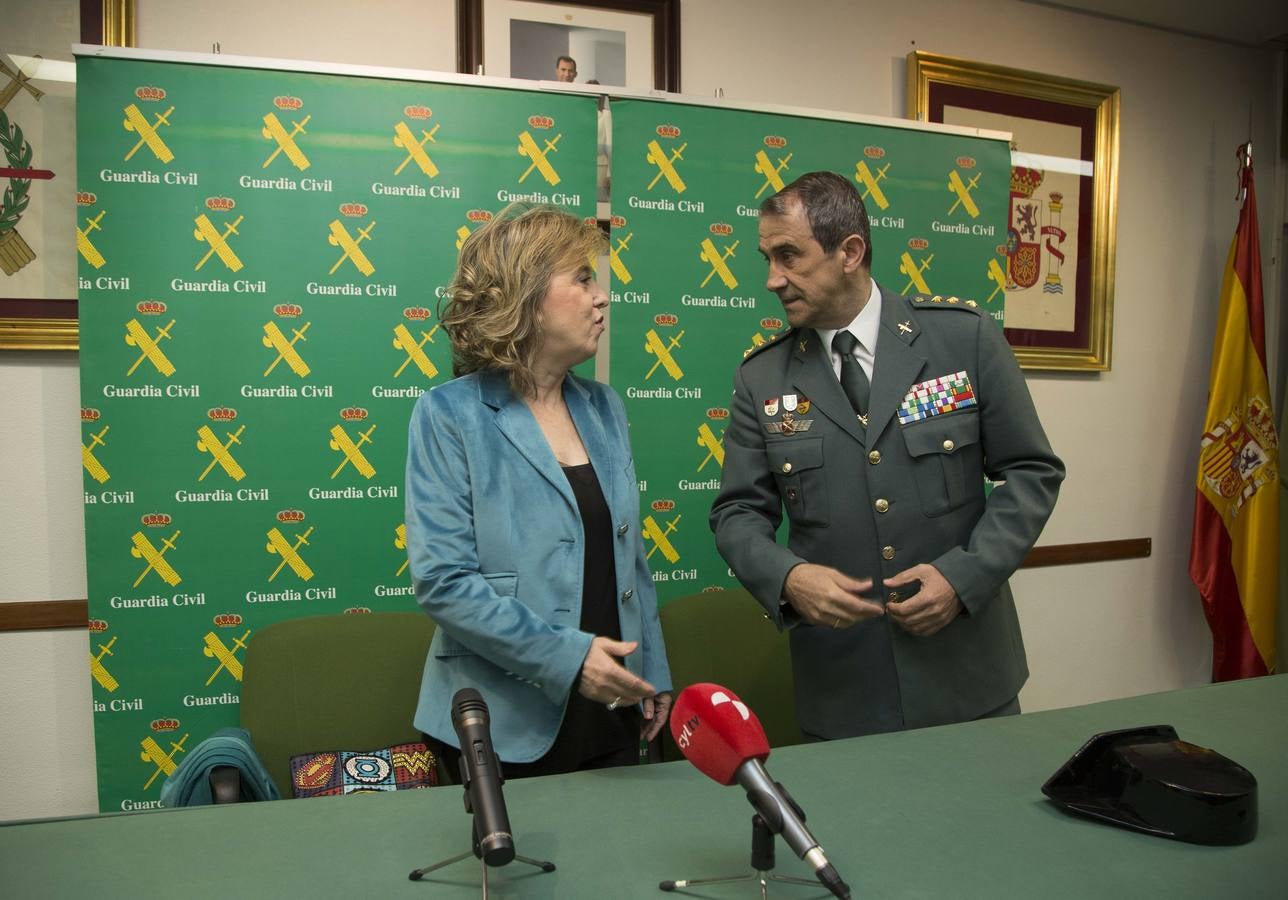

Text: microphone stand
xmin=408 ymin=764 xmax=556 ymax=898
xmin=658 ymin=813 xmax=823 ymax=898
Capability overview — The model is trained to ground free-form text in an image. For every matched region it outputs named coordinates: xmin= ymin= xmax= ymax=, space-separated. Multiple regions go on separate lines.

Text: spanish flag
xmin=1189 ymin=147 xmax=1279 ymax=680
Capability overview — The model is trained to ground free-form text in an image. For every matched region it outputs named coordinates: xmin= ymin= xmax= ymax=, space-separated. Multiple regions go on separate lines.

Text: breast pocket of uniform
xmin=765 ymin=437 xmax=827 ymax=526
xmin=901 ymin=412 xmax=980 ymax=517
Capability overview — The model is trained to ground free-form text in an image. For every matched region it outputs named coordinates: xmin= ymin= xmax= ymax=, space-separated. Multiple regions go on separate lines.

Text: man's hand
xmin=884 ymin=564 xmax=962 ymax=636
xmin=783 ymin=563 xmax=884 ymax=629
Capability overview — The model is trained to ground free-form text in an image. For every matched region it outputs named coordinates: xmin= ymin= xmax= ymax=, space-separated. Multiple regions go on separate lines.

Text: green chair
xmin=658 ymin=588 xmax=801 ymax=762
xmin=239 ymin=611 xmax=438 ymax=797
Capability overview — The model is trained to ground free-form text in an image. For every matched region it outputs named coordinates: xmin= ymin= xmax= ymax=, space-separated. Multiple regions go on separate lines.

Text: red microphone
xmin=671 ymin=683 xmax=851 ymax=900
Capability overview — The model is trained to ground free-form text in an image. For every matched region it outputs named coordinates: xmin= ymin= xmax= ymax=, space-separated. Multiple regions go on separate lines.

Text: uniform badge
xmin=898 ymin=320 xmax=913 ymax=334
xmin=763 ymin=397 xmax=779 ymax=416
xmin=783 ymin=394 xmax=798 ymax=412
xmin=765 ymin=414 xmax=813 ymax=435
xmin=898 ymin=371 xmax=976 ymax=424
xmin=797 ymin=397 xmax=811 ymax=414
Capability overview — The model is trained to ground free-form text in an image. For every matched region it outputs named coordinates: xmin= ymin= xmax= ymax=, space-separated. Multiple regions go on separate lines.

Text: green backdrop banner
xmin=77 ymin=54 xmax=1008 ymax=813
xmin=607 ymin=99 xmax=1010 ymax=603
xmin=77 ymin=54 xmax=597 ymax=812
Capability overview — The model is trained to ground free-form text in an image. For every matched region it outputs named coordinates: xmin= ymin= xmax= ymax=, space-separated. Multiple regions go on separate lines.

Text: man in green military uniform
xmin=710 ymin=171 xmax=1064 ymax=739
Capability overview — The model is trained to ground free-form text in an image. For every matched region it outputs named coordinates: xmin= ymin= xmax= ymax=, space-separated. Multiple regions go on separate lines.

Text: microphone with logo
xmin=408 ymin=688 xmax=555 ymax=885
xmin=666 ymin=682 xmax=852 ymax=900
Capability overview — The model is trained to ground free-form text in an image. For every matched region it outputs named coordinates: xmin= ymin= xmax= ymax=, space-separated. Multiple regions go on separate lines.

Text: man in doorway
xmin=555 ymin=55 xmax=577 ymax=82
xmin=710 ymin=171 xmax=1064 ymax=741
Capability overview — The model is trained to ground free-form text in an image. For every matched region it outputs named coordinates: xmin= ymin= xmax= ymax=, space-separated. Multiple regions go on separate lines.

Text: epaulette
xmin=740 ymin=326 xmax=795 ymax=364
xmin=911 ymin=294 xmax=984 ymax=314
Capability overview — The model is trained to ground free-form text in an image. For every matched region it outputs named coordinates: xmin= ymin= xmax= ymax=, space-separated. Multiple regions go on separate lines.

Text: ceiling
xmin=1026 ymin=0 xmax=1288 ymax=47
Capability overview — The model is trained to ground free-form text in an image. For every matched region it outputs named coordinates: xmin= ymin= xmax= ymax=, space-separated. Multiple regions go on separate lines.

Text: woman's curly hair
xmin=440 ymin=203 xmax=606 ymax=398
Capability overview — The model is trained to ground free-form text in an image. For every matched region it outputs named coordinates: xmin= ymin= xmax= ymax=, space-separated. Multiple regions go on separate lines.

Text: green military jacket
xmin=710 ymin=286 xmax=1064 ymax=738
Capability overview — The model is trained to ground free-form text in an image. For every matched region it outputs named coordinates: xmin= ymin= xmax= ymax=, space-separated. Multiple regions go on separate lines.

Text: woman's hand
xmin=640 ymin=691 xmax=673 ymax=741
xmin=577 ymin=637 xmax=655 ymax=706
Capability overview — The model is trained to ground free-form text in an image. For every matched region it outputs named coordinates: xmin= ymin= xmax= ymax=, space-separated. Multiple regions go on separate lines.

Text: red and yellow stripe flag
xmin=1189 ymin=147 xmax=1279 ymax=680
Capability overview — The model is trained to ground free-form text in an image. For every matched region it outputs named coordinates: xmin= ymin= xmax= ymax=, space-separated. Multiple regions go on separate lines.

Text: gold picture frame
xmin=0 ymin=0 xmax=134 ymax=351
xmin=908 ymin=50 xmax=1119 ymax=371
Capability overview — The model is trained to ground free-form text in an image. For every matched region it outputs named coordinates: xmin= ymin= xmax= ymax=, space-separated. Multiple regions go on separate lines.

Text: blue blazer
xmin=405 ymin=370 xmax=671 ymax=763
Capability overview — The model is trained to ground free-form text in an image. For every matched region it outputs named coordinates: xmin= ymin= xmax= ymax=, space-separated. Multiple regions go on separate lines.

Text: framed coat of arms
xmin=908 ymin=50 xmax=1120 ymax=371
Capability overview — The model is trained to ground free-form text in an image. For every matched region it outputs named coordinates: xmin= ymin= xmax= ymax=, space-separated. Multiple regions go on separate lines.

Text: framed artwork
xmin=908 ymin=50 xmax=1119 ymax=371
xmin=457 ymin=0 xmax=680 ymax=92
xmin=0 ymin=0 xmax=134 ymax=351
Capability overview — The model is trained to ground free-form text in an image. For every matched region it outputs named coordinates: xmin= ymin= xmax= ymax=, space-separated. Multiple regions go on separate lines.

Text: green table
xmin=3 ymin=676 xmax=1283 ymax=899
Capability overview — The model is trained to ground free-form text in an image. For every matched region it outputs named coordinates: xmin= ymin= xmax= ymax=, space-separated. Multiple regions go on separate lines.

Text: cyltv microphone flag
xmin=1189 ymin=145 xmax=1279 ymax=681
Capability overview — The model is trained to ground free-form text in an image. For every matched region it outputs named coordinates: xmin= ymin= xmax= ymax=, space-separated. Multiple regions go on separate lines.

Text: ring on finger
xmin=607 ymin=695 xmax=623 ymax=710
xmin=832 ymin=616 xmax=841 ymax=629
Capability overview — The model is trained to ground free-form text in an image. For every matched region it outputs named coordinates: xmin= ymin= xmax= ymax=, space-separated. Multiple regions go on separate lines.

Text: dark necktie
xmin=832 ymin=331 xmax=870 ymax=425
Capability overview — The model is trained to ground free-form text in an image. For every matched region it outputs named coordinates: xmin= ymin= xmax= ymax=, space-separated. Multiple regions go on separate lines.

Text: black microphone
xmin=451 ymin=688 xmax=515 ymax=866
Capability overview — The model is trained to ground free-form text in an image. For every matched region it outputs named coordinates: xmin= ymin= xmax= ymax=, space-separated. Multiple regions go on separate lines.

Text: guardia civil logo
xmin=644 ymin=314 xmax=684 ymax=382
xmin=518 ymin=116 xmax=561 ymax=186
xmin=900 ymin=237 xmax=935 ymax=295
xmin=646 ymin=125 xmax=686 ymax=194
xmin=329 ymin=408 xmax=377 ymax=479
xmin=699 ymin=223 xmax=739 ymax=291
xmin=130 ymin=513 xmax=182 ymax=589
xmin=122 ymin=86 xmax=174 ymax=164
xmin=328 ymin=202 xmax=376 ymax=277
xmin=124 ymin=300 xmax=175 ymax=377
xmin=393 ymin=105 xmax=442 ymax=179
xmin=81 ymin=408 xmax=111 ymax=485
xmin=262 ymin=304 xmax=311 ymax=378
xmin=643 ymin=499 xmax=682 ymax=564
xmin=260 ymin=96 xmax=311 ymax=171
xmin=855 ymin=145 xmax=891 ymax=211
xmin=392 ymin=307 xmax=440 ymax=379
xmin=753 ymin=136 xmax=791 ymax=198
xmin=696 ymin=408 xmax=728 ymax=471
xmin=197 ymin=408 xmax=248 ymax=483
xmin=194 ymin=196 xmax=245 ymax=273
xmin=267 ymin=509 xmax=314 ymax=582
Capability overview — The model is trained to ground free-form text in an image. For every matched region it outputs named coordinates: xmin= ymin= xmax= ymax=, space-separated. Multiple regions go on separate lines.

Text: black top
xmin=520 ymin=463 xmax=637 ymax=776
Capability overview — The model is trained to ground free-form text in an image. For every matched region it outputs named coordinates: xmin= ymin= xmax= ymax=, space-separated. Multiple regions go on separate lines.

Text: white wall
xmin=3 ymin=0 xmax=1283 ymax=820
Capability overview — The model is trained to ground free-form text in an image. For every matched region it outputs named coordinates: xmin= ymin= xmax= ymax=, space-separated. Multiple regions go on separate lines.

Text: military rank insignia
xmin=898 ymin=371 xmax=976 ymax=424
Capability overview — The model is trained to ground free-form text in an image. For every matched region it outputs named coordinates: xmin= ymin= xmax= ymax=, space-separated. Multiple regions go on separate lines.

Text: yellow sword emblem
xmin=455 ymin=225 xmax=471 ymax=249
xmin=266 ymin=526 xmax=315 ymax=582
xmin=141 ymin=734 xmax=188 ymax=791
xmin=643 ymin=514 xmax=681 ymax=563
xmin=130 ymin=530 xmax=182 ymax=588
xmin=124 ymin=318 xmax=176 ymax=377
xmin=696 ymin=423 xmax=725 ymax=470
xmin=517 ymin=131 xmax=562 ymax=185
xmin=610 ymin=232 xmax=633 ymax=284
xmin=90 ymin=635 xmax=119 ymax=692
xmin=753 ymin=150 xmax=792 ymax=198
xmin=330 ymin=423 xmax=377 ymax=479
xmin=261 ymin=112 xmax=311 ymax=170
xmin=394 ymin=523 xmax=409 ymax=577
xmin=76 ymin=210 xmax=107 ymax=269
xmin=393 ymin=121 xmax=441 ymax=177
xmin=197 ymin=424 xmax=247 ymax=482
xmin=899 ymin=251 xmax=933 ymax=295
xmin=82 ymin=424 xmax=111 ymax=484
xmin=699 ymin=237 xmax=739 ymax=290
xmin=644 ymin=329 xmax=684 ymax=381
xmin=262 ymin=321 xmax=311 ymax=378
xmin=986 ymin=257 xmax=1008 ymax=303
xmin=645 ymin=139 xmax=687 ymax=193
xmin=854 ymin=161 xmax=890 ymax=210
xmin=193 ymin=213 xmax=245 ymax=272
xmin=328 ymin=220 xmax=376 ymax=277
xmin=203 ymin=629 xmax=251 ymax=685
xmin=393 ymin=323 xmax=439 ymax=378
xmin=122 ymin=103 xmax=174 ymax=163
xmin=947 ymin=170 xmax=981 ymax=218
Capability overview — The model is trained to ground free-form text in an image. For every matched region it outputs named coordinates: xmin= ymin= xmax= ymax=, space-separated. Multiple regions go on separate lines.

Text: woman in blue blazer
xmin=406 ymin=204 xmax=672 ymax=776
